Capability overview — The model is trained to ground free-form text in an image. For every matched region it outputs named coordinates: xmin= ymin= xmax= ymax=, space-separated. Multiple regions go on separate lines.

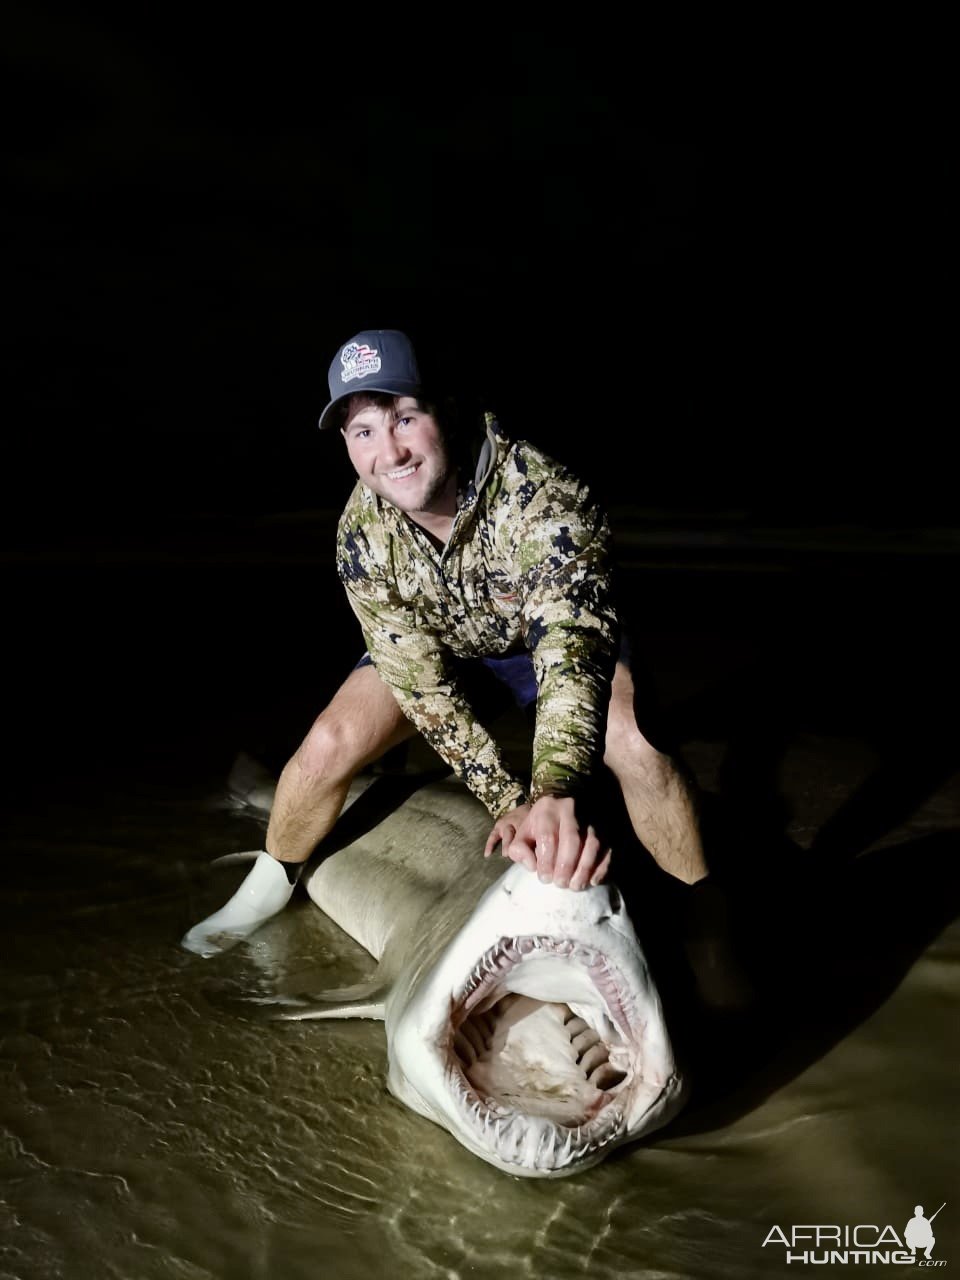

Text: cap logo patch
xmin=340 ymin=342 xmax=382 ymax=384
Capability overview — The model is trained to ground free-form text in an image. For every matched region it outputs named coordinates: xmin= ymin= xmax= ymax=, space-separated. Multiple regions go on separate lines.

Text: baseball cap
xmin=318 ymin=329 xmax=422 ymax=431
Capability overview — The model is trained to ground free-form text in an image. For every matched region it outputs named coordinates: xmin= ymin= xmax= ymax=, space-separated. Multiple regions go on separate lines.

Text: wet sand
xmin=2 ymin=520 xmax=958 ymax=1278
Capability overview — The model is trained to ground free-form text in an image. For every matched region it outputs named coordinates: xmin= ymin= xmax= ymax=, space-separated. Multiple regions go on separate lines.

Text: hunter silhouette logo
xmin=762 ymin=1202 xmax=947 ymax=1265
xmin=906 ymin=1204 xmax=946 ymax=1262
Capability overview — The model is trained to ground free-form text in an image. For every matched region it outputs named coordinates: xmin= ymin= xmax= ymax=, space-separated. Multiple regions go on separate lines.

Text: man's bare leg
xmin=182 ymin=663 xmax=415 ymax=956
xmin=604 ymin=661 xmax=751 ymax=1009
xmin=603 ymin=661 xmax=707 ymax=884
xmin=266 ymin=662 xmax=416 ymax=864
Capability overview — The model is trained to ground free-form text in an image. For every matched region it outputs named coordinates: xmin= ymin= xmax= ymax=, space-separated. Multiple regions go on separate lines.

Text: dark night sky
xmin=4 ymin=15 xmax=954 ymax=540
xmin=1 ymin=16 xmax=956 ymax=868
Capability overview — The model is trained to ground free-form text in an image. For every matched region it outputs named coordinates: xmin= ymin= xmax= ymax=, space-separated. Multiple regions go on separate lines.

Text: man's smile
xmin=382 ymin=463 xmax=421 ymax=481
xmin=342 ymin=395 xmax=457 ymax=528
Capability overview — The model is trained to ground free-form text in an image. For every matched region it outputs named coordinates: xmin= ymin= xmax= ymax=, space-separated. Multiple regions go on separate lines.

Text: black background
xmin=6 ymin=16 xmax=952 ymax=530
xmin=3 ymin=15 xmax=955 ymax=787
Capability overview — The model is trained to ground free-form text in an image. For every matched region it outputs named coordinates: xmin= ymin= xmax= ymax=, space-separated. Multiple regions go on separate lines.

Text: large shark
xmin=270 ymin=773 xmax=689 ymax=1178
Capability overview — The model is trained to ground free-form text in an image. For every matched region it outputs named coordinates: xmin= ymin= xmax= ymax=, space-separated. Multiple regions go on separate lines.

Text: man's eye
xmin=355 ymin=428 xmax=371 ymax=439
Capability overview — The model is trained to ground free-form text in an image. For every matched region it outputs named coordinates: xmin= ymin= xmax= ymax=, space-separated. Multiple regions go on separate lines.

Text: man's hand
xmin=504 ymin=796 xmax=611 ymax=890
xmin=484 ymin=803 xmax=533 ymax=869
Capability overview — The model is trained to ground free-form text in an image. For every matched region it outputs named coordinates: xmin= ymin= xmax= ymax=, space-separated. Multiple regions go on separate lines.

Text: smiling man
xmin=181 ymin=329 xmax=747 ymax=1008
xmin=341 ymin=391 xmax=457 ymax=531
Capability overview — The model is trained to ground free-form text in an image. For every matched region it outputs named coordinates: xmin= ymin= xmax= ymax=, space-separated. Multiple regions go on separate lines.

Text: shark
xmin=272 ymin=773 xmax=688 ymax=1178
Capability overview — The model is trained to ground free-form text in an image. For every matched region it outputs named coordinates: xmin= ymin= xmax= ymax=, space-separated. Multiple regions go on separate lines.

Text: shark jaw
xmin=389 ymin=917 xmax=681 ymax=1178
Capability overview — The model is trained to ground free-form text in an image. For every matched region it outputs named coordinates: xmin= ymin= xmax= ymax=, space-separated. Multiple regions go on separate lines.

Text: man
xmin=904 ymin=1207 xmax=938 ymax=1260
xmin=183 ymin=329 xmax=743 ymax=1007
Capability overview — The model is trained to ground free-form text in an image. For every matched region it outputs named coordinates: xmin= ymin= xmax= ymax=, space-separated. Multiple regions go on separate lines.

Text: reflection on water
xmin=3 ymin=552 xmax=959 ymax=1278
xmin=3 ymin=751 xmax=957 ymax=1278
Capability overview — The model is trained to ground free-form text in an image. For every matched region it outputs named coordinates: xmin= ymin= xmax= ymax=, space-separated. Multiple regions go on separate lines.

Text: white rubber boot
xmin=181 ymin=852 xmax=298 ymax=958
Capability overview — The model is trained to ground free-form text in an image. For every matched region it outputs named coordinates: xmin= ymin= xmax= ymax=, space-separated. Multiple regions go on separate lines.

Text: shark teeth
xmin=450 ymin=1071 xmax=626 ymax=1170
xmin=445 ymin=933 xmax=640 ymax=1171
xmin=459 ymin=934 xmax=634 ymax=1038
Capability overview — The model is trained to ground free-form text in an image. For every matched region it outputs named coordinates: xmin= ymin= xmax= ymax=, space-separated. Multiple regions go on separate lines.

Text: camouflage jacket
xmin=336 ymin=415 xmax=619 ymax=818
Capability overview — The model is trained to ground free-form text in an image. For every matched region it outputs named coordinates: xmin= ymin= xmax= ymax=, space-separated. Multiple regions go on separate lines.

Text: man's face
xmin=341 ymin=395 xmax=456 ymax=517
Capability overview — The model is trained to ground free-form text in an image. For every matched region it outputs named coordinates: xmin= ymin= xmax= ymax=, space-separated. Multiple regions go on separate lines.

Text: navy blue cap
xmin=318 ymin=329 xmax=421 ymax=430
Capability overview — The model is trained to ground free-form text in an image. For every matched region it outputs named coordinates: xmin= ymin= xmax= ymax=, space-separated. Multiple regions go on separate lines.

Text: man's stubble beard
xmin=415 ymin=460 xmax=457 ymax=515
xmin=381 ymin=453 xmax=456 ymax=516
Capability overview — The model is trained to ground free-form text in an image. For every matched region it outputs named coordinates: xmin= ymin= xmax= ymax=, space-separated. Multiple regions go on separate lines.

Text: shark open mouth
xmin=447 ymin=934 xmax=653 ymax=1172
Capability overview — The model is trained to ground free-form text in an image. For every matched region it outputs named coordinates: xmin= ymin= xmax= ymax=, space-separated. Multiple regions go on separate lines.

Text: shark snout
xmin=497 ymin=863 xmax=624 ymax=929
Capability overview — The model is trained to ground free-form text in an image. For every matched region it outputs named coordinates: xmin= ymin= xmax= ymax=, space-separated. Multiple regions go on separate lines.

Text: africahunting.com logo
xmin=762 ymin=1203 xmax=947 ymax=1266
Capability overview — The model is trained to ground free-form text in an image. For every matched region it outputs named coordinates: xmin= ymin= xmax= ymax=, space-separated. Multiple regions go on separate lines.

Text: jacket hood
xmin=469 ymin=412 xmax=501 ymax=496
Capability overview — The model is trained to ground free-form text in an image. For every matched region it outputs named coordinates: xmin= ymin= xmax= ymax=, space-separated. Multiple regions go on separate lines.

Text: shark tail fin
xmin=272 ymin=979 xmax=389 ymax=1022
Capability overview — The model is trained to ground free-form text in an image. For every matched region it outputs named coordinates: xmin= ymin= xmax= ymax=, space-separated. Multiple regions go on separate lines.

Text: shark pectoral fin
xmin=210 ymin=850 xmax=262 ymax=868
xmin=226 ymin=752 xmax=278 ymax=815
xmin=273 ymin=980 xmax=390 ymax=1022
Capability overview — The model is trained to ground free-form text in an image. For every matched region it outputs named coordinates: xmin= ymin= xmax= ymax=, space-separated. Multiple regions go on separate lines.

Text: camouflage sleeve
xmin=337 ymin=551 xmax=528 ymax=820
xmin=507 ymin=453 xmax=619 ymax=802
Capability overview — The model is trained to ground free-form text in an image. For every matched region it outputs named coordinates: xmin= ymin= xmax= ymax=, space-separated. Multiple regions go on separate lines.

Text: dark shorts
xmin=353 ymin=629 xmax=675 ymax=752
xmin=353 ymin=648 xmax=539 ymax=708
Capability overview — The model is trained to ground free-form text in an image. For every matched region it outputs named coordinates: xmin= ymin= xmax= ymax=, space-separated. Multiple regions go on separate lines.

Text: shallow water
xmin=3 ymin=539 xmax=958 ymax=1278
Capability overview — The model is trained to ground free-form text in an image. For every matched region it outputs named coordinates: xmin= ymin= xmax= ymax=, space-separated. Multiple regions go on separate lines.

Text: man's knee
xmin=294 ymin=713 xmax=363 ymax=786
xmin=604 ymin=708 xmax=671 ymax=788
